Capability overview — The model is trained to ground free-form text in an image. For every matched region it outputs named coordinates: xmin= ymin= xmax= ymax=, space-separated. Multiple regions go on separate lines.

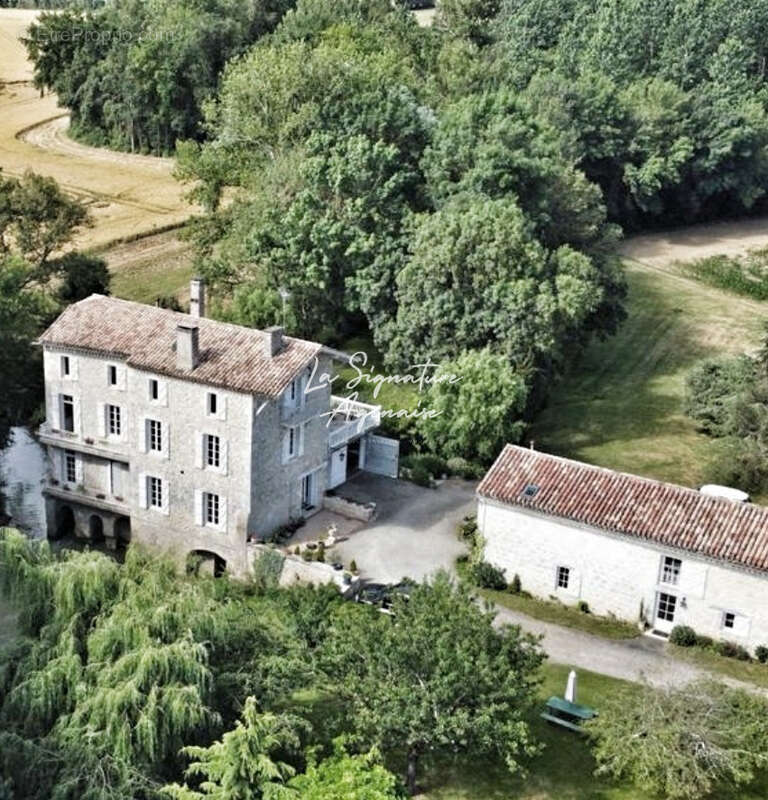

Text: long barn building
xmin=477 ymin=445 xmax=768 ymax=652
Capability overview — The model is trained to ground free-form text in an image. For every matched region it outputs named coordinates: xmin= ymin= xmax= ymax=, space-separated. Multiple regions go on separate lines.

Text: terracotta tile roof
xmin=478 ymin=445 xmax=768 ymax=573
xmin=37 ymin=295 xmax=322 ymax=397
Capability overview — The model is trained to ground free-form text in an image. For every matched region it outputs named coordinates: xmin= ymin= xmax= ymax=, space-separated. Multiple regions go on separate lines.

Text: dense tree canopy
xmin=323 ymin=571 xmax=545 ymax=795
xmin=587 ymin=678 xmax=768 ymax=800
xmin=0 ymin=171 xmax=95 ymax=449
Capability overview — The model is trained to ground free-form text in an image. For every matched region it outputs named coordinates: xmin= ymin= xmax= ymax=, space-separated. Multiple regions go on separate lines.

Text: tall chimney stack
xmin=190 ymin=277 xmax=206 ymax=318
xmin=176 ymin=324 xmax=200 ymax=370
xmin=265 ymin=325 xmax=283 ymax=358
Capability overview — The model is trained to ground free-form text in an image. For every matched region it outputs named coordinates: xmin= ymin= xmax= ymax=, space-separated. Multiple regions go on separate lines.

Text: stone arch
xmin=88 ymin=514 xmax=105 ymax=543
xmin=55 ymin=504 xmax=75 ymax=539
xmin=187 ymin=549 xmax=227 ymax=578
xmin=114 ymin=516 xmax=131 ymax=546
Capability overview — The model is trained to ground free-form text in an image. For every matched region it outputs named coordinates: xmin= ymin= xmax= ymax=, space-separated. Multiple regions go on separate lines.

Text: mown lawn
xmin=474 ymin=584 xmax=639 ymax=640
xmin=669 ymin=644 xmax=768 ymax=690
xmin=531 ymin=260 xmax=768 ymax=490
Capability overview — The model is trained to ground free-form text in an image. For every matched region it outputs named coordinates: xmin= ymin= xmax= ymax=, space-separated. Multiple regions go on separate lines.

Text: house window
xmin=148 ymin=419 xmax=162 ymax=452
xmin=204 ymin=492 xmax=220 ymax=526
xmin=61 ymin=395 xmax=75 ymax=432
xmin=207 ymin=392 xmax=217 ymax=416
xmin=556 ymin=566 xmax=570 ymax=590
xmin=64 ymin=450 xmax=77 ymax=483
xmin=61 ymin=355 xmax=70 ymax=377
xmin=657 ymin=592 xmax=677 ymax=622
xmin=108 ymin=365 xmax=118 ymax=386
xmin=288 ymin=426 xmax=297 ymax=457
xmin=107 ymin=404 xmax=122 ymax=437
xmin=661 ymin=556 xmax=682 ymax=585
xmin=149 ymin=379 xmax=159 ymax=401
xmin=148 ymin=476 xmax=163 ymax=509
xmin=205 ymin=434 xmax=220 ymax=468
xmin=723 ymin=612 xmax=736 ymax=630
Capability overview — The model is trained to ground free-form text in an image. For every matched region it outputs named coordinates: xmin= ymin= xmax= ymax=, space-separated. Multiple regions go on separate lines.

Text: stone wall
xmin=479 ymin=497 xmax=768 ymax=652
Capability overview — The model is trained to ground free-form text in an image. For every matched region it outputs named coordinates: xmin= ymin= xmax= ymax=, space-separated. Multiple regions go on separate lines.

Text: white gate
xmin=364 ymin=434 xmax=399 ymax=478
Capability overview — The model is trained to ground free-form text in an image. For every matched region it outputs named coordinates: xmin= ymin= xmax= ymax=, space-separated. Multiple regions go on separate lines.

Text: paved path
xmin=492 ymin=604 xmax=764 ymax=693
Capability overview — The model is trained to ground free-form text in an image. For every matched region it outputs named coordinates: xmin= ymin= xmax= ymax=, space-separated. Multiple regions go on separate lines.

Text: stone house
xmin=36 ymin=280 xmax=396 ymax=577
xmin=478 ymin=445 xmax=768 ymax=653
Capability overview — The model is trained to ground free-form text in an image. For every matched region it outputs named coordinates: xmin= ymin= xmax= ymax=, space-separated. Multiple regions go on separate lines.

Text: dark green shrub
xmin=695 ymin=634 xmax=714 ymax=649
xmin=669 ymin=625 xmax=697 ymax=647
xmin=418 ymin=454 xmax=449 ymax=477
xmin=715 ymin=640 xmax=752 ymax=661
xmin=508 ymin=573 xmax=521 ymax=594
xmin=577 ymin=600 xmax=590 ymax=614
xmin=350 ymin=559 xmax=358 ymax=573
xmin=458 ymin=516 xmax=478 ymax=540
xmin=409 ymin=462 xmax=433 ymax=487
xmin=446 ymin=456 xmax=485 ymax=479
xmin=755 ymin=645 xmax=768 ymax=664
xmin=470 ymin=561 xmax=507 ymax=590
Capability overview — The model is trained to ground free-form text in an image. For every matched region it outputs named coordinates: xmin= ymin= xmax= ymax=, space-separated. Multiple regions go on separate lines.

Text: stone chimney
xmin=176 ymin=324 xmax=200 ymax=370
xmin=190 ymin=277 xmax=206 ymax=318
xmin=265 ymin=325 xmax=283 ymax=358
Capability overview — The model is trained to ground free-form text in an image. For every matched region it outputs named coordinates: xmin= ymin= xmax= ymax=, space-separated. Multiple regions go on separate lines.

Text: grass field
xmin=531 ymin=259 xmax=768 ymax=489
xmin=0 ymin=10 xmax=194 ymax=252
xmin=293 ymin=663 xmax=768 ymax=800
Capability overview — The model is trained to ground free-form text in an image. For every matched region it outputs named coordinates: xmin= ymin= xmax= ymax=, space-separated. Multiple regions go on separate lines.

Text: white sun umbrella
xmin=564 ymin=669 xmax=578 ymax=703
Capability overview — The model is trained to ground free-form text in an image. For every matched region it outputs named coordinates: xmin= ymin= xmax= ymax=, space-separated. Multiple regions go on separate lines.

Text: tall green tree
xmin=162 ymin=697 xmax=297 ymax=800
xmin=418 ymin=349 xmax=529 ymax=463
xmin=324 ymin=572 xmax=544 ymax=795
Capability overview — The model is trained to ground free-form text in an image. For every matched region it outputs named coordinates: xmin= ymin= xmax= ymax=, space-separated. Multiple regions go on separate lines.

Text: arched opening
xmin=55 ymin=505 xmax=75 ymax=539
xmin=187 ymin=549 xmax=227 ymax=578
xmin=88 ymin=514 xmax=105 ymax=543
xmin=114 ymin=516 xmax=131 ymax=546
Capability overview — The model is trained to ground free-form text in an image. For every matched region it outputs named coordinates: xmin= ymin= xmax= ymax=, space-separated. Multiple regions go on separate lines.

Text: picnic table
xmin=540 ymin=695 xmax=598 ymax=732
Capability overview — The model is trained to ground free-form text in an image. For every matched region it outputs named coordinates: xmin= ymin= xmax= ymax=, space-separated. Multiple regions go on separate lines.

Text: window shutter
xmin=73 ymin=398 xmax=82 ymax=435
xmin=75 ymin=454 xmax=84 ymax=484
xmin=220 ymin=440 xmax=228 ymax=476
xmin=162 ymin=422 xmax=170 ymax=460
xmin=195 ymin=433 xmax=203 ymax=469
xmin=733 ymin=614 xmax=751 ymax=638
xmin=159 ymin=380 xmax=168 ymax=407
xmin=138 ymin=473 xmax=148 ymax=509
xmin=219 ymin=496 xmax=228 ymax=532
xmin=282 ymin=429 xmax=290 ymax=463
xmin=161 ymin=479 xmax=170 ymax=516
xmin=194 ymin=489 xmax=204 ymax=526
xmin=299 ymin=422 xmax=306 ymax=456
xmin=53 ymin=449 xmax=62 ymax=481
xmin=51 ymin=393 xmax=61 ymax=430
xmin=218 ymin=395 xmax=227 ymax=421
xmin=71 ymin=356 xmax=79 ymax=380
xmin=97 ymin=403 xmax=106 ymax=437
xmin=138 ymin=417 xmax=147 ymax=453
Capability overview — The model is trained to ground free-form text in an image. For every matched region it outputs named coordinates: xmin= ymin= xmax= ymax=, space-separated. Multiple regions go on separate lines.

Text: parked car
xmin=353 ymin=580 xmax=415 ymax=613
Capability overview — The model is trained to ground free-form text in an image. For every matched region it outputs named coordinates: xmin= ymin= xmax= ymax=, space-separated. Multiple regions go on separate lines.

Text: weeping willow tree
xmin=0 ymin=530 xmax=333 ymax=800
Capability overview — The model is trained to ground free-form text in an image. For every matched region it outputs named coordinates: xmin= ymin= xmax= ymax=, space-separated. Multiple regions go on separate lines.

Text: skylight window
xmin=522 ymin=484 xmax=540 ymax=498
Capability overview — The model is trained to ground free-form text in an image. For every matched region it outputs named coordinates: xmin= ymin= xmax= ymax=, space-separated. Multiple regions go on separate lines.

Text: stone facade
xmin=479 ymin=497 xmax=768 ymax=653
xmin=37 ymin=287 xmax=387 ymax=578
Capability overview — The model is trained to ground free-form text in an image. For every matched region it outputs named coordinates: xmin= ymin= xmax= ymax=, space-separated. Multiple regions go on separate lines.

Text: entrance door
xmin=301 ymin=472 xmax=316 ymax=512
xmin=654 ymin=591 xmax=677 ymax=634
xmin=328 ymin=447 xmax=347 ymax=489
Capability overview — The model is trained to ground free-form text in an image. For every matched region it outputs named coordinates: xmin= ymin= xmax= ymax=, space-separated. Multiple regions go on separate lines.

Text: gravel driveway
xmin=332 ymin=472 xmax=476 ymax=584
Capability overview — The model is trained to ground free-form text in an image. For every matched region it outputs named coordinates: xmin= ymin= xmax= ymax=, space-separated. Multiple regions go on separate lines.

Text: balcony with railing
xmin=327 ymin=396 xmax=381 ymax=450
xmin=38 ymin=422 xmax=130 ymax=462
